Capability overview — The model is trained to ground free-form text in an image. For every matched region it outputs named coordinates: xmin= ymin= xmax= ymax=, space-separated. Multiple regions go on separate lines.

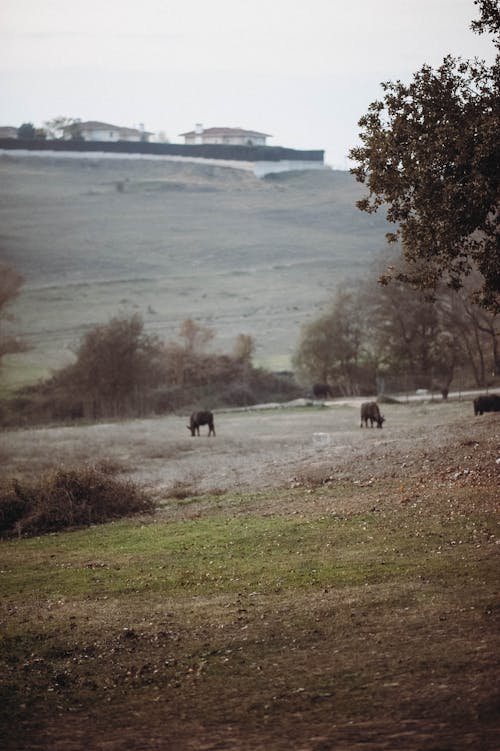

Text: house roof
xmin=62 ymin=121 xmax=153 ymax=135
xmin=0 ymin=126 xmax=18 ymax=138
xmin=179 ymin=127 xmax=272 ymax=138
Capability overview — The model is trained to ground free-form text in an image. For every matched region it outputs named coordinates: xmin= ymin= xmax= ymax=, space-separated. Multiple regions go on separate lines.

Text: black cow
xmin=187 ymin=410 xmax=216 ymax=436
xmin=360 ymin=401 xmax=385 ymax=428
xmin=473 ymin=394 xmax=500 ymax=416
xmin=313 ymin=383 xmax=333 ymax=400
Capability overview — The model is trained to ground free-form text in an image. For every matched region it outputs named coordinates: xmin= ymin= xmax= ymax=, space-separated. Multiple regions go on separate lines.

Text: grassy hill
xmin=0 ymin=153 xmax=390 ymax=388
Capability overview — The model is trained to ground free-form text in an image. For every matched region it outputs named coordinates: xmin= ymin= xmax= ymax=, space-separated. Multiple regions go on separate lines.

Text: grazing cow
xmin=360 ymin=401 xmax=385 ymax=428
xmin=313 ymin=383 xmax=333 ymax=400
xmin=187 ymin=410 xmax=216 ymax=436
xmin=473 ymin=394 xmax=500 ymax=416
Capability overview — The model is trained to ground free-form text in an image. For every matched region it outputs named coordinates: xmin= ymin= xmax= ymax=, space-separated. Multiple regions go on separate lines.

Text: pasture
xmin=0 ymin=153 xmax=389 ymax=387
xmin=1 ymin=400 xmax=499 ymax=749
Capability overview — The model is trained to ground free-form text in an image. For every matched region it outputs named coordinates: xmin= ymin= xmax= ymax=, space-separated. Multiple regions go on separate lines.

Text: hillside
xmin=0 ymin=153 xmax=390 ymax=385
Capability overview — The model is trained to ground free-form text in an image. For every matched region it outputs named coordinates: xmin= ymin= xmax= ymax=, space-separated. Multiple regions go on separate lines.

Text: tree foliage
xmin=43 ymin=116 xmax=79 ymax=140
xmin=294 ymin=251 xmax=500 ymax=396
xmin=293 ymin=289 xmax=375 ymax=395
xmin=57 ymin=313 xmax=165 ymax=418
xmin=0 ymin=263 xmax=27 ymax=364
xmin=17 ymin=123 xmax=36 ymax=140
xmin=2 ymin=316 xmax=301 ymax=426
xmin=350 ymin=1 xmax=500 ymax=311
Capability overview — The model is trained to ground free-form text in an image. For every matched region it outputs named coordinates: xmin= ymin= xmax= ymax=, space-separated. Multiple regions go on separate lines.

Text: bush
xmin=0 ymin=466 xmax=155 ymax=537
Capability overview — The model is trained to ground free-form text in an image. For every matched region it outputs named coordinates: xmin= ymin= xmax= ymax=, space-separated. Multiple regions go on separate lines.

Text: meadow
xmin=0 ymin=153 xmax=389 ymax=388
xmin=1 ymin=400 xmax=499 ymax=749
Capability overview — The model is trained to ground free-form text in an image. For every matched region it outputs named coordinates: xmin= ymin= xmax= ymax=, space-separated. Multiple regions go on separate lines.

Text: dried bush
xmin=0 ymin=465 xmax=155 ymax=537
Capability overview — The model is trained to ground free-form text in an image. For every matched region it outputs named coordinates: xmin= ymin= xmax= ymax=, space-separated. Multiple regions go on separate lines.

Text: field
xmin=1 ymin=399 xmax=499 ymax=750
xmin=1 ymin=151 xmax=499 ymax=749
xmin=0 ymin=152 xmax=389 ymax=386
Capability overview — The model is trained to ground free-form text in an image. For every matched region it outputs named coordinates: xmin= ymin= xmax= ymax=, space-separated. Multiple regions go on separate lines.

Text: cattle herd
xmin=186 ymin=393 xmax=499 ymax=437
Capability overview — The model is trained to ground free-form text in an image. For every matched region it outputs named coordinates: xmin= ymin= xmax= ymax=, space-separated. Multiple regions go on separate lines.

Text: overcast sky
xmin=0 ymin=0 xmax=496 ymax=168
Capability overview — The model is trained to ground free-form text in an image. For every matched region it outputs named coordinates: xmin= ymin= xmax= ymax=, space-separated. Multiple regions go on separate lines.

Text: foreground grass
xmin=1 ymin=485 xmax=499 ymax=751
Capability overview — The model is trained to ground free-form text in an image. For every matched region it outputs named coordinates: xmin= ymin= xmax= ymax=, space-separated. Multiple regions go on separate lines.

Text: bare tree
xmin=178 ymin=318 xmax=215 ymax=354
xmin=438 ymin=278 xmax=500 ymax=386
xmin=0 ymin=263 xmax=27 ymax=367
xmin=293 ymin=288 xmax=370 ymax=395
xmin=43 ymin=116 xmax=80 ymax=140
xmin=232 ymin=334 xmax=255 ymax=364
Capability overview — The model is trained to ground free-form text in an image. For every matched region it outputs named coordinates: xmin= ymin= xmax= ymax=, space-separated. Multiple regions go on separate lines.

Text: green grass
xmin=1 ymin=487 xmax=498 ymax=750
xmin=0 ymin=357 xmax=50 ymax=397
xmin=1 ymin=505 xmax=496 ymax=601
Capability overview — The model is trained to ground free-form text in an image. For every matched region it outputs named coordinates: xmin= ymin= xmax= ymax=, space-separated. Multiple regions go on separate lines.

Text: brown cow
xmin=473 ymin=394 xmax=500 ymax=416
xmin=360 ymin=401 xmax=385 ymax=428
xmin=187 ymin=410 xmax=216 ymax=436
xmin=313 ymin=383 xmax=333 ymax=400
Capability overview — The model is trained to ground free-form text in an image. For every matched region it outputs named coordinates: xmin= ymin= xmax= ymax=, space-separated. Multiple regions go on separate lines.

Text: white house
xmin=0 ymin=126 xmax=18 ymax=139
xmin=180 ymin=124 xmax=271 ymax=146
xmin=62 ymin=121 xmax=151 ymax=142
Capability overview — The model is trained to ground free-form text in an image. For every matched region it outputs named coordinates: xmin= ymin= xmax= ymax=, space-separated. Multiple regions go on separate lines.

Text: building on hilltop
xmin=180 ymin=124 xmax=271 ymax=146
xmin=0 ymin=126 xmax=18 ymax=139
xmin=62 ymin=121 xmax=152 ymax=143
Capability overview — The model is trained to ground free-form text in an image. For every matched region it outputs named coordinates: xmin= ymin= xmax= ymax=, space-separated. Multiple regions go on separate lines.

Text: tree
xmin=232 ymin=334 xmax=255 ymax=364
xmin=17 ymin=123 xmax=36 ymax=140
xmin=362 ymin=259 xmax=444 ymax=388
xmin=43 ymin=116 xmax=79 ymax=140
xmin=438 ymin=274 xmax=500 ymax=386
xmin=293 ymin=288 xmax=371 ymax=395
xmin=178 ymin=318 xmax=214 ymax=354
xmin=0 ymin=263 xmax=27 ymax=366
xmin=59 ymin=313 xmax=165 ymax=418
xmin=350 ymin=1 xmax=499 ymax=312
xmin=294 ymin=249 xmax=495 ymax=396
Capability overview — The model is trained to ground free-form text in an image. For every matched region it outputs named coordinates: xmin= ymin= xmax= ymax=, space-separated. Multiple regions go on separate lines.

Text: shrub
xmin=0 ymin=466 xmax=155 ymax=537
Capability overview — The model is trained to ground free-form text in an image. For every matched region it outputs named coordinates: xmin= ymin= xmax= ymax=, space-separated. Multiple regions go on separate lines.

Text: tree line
xmin=0 ymin=305 xmax=301 ymax=426
xmin=293 ymin=252 xmax=499 ymax=398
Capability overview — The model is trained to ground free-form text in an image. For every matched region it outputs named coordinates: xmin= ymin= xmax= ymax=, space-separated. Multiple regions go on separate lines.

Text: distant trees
xmin=17 ymin=123 xmax=36 ymax=140
xmin=43 ymin=116 xmax=80 ymax=140
xmin=2 ymin=315 xmax=301 ymax=426
xmin=54 ymin=314 xmax=165 ymax=418
xmin=349 ymin=0 xmax=500 ymax=311
xmin=293 ymin=289 xmax=373 ymax=395
xmin=160 ymin=321 xmax=292 ymax=409
xmin=0 ymin=263 xmax=27 ymax=368
xmin=232 ymin=334 xmax=255 ymax=364
xmin=294 ymin=252 xmax=500 ymax=396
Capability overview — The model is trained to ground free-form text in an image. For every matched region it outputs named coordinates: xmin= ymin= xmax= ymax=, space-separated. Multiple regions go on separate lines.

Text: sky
xmin=0 ymin=0 xmax=496 ymax=169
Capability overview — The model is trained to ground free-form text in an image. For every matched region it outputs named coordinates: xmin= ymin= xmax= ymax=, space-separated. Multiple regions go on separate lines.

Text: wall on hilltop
xmin=0 ymin=138 xmax=324 ymax=164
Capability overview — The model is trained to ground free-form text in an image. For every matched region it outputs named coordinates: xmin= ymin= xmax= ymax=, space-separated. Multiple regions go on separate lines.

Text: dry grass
xmin=0 ymin=403 xmax=498 ymax=749
xmin=0 ymin=155 xmax=388 ymax=380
